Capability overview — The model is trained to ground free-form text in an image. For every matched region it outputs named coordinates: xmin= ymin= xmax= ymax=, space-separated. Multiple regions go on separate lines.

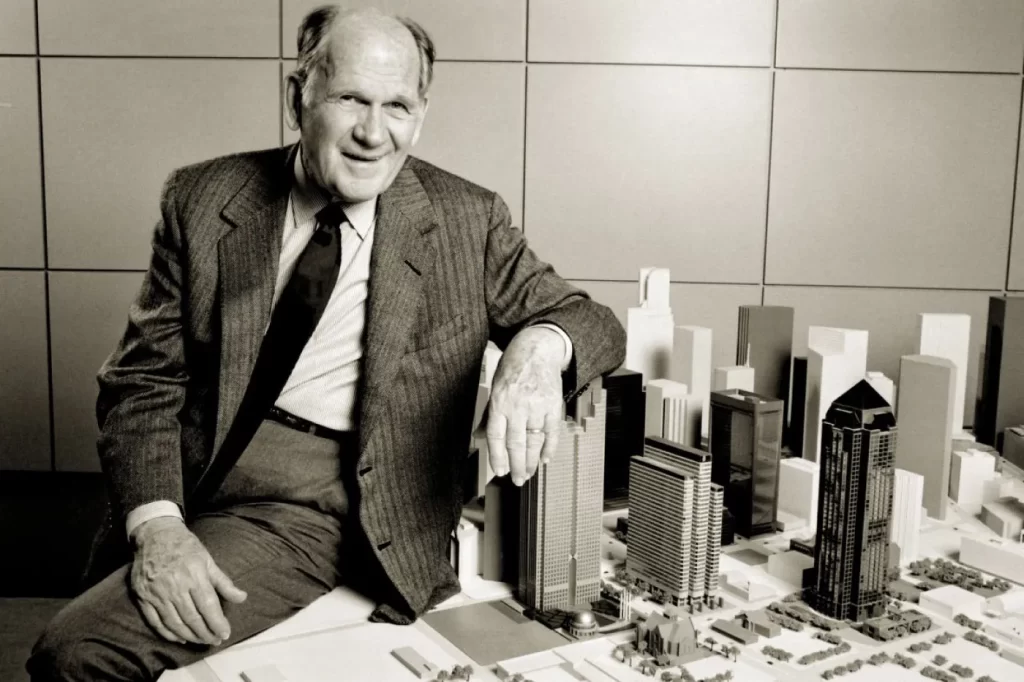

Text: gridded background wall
xmin=2 ymin=0 xmax=1024 ymax=472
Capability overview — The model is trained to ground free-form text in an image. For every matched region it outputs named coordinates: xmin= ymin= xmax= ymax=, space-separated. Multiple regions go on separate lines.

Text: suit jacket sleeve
xmin=483 ymin=193 xmax=626 ymax=399
xmin=96 ymin=171 xmax=189 ymax=519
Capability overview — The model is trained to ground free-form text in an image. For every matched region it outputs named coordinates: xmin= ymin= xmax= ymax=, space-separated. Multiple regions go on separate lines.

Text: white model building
xmin=960 ymin=536 xmax=1024 ymax=586
xmin=917 ymin=313 xmax=971 ymax=434
xmin=712 ymin=365 xmax=755 ymax=392
xmin=672 ymin=325 xmax=712 ymax=438
xmin=985 ymin=590 xmax=1024 ymax=617
xmin=981 ymin=497 xmax=1024 ymax=540
xmin=865 ymin=371 xmax=896 ymax=409
xmin=777 ymin=457 xmax=819 ymax=533
xmin=949 ymin=448 xmax=1000 ymax=516
xmin=766 ymin=550 xmax=814 ymax=587
xmin=802 ymin=327 xmax=869 ymax=463
xmin=626 ymin=267 xmax=674 ymax=384
xmin=723 ymin=572 xmax=776 ymax=602
xmin=627 ymin=437 xmax=723 ymax=606
xmin=894 ymin=355 xmax=956 ymax=520
xmin=919 ymin=585 xmax=986 ymax=620
xmin=890 ymin=469 xmax=924 ymax=564
xmin=645 ymin=379 xmax=699 ymax=447
xmin=451 ymin=518 xmax=481 ymax=585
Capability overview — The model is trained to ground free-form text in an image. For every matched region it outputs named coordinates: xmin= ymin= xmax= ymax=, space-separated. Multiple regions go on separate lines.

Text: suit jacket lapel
xmin=358 ymin=162 xmax=438 ymax=454
xmin=213 ymin=148 xmax=293 ymax=457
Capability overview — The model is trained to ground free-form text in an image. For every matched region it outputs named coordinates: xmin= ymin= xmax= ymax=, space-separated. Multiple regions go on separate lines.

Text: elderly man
xmin=29 ymin=6 xmax=625 ymax=681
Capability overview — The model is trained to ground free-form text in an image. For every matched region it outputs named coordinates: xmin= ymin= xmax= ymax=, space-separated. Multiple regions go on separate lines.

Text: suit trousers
xmin=28 ymin=422 xmax=366 ymax=682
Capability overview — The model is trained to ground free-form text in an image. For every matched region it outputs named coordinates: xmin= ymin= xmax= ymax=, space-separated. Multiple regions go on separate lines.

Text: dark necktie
xmin=249 ymin=201 xmax=346 ymax=401
xmin=190 ymin=203 xmax=346 ymax=505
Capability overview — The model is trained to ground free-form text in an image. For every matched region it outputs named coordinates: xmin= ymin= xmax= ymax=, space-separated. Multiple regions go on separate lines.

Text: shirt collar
xmin=292 ymin=149 xmax=376 ymax=240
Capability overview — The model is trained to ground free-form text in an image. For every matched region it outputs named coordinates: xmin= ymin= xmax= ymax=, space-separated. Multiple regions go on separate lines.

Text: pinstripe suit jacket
xmin=94 ymin=145 xmax=626 ymax=623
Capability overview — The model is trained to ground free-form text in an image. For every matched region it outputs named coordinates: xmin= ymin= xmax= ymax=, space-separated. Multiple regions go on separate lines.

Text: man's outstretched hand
xmin=130 ymin=517 xmax=247 ymax=646
xmin=486 ymin=326 xmax=566 ymax=486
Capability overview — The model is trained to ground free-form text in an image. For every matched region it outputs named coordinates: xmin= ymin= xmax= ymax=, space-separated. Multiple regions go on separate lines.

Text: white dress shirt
xmin=125 ymin=155 xmax=572 ymax=538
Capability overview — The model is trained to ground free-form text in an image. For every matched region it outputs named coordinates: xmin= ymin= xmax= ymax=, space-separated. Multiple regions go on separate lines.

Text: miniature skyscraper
xmin=645 ymin=379 xmax=699 ymax=448
xmin=917 ymin=313 xmax=970 ymax=433
xmin=975 ymin=297 xmax=1024 ymax=450
xmin=672 ymin=326 xmax=712 ymax=439
xmin=803 ymin=327 xmax=869 ymax=463
xmin=712 ymin=366 xmax=755 ymax=392
xmin=737 ymin=305 xmax=794 ymax=418
xmin=788 ymin=356 xmax=808 ymax=456
xmin=811 ymin=380 xmax=896 ymax=622
xmin=625 ymin=267 xmax=674 ymax=384
xmin=894 ymin=355 xmax=956 ymax=520
xmin=602 ymin=369 xmax=645 ymax=505
xmin=627 ymin=437 xmax=723 ymax=606
xmin=518 ymin=381 xmax=606 ymax=611
xmin=890 ymin=469 xmax=924 ymax=565
xmin=777 ymin=457 xmax=819 ymax=533
xmin=709 ymin=389 xmax=784 ymax=538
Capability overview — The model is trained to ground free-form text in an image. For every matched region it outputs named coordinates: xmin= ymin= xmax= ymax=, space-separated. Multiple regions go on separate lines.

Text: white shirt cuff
xmin=126 ymin=500 xmax=184 ymax=539
xmin=532 ymin=323 xmax=573 ymax=372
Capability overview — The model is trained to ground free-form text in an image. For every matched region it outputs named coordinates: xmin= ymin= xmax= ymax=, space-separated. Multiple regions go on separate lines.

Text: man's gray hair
xmin=294 ymin=5 xmax=436 ymax=105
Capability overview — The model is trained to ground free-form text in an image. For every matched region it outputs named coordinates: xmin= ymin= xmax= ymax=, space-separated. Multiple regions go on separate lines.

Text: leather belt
xmin=266 ymin=406 xmax=354 ymax=443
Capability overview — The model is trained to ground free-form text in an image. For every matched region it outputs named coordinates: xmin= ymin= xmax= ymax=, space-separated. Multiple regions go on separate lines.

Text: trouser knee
xmin=27 ymin=611 xmax=146 ymax=682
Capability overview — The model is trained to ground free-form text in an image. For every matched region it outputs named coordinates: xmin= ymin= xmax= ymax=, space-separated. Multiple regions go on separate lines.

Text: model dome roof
xmin=570 ymin=611 xmax=597 ymax=628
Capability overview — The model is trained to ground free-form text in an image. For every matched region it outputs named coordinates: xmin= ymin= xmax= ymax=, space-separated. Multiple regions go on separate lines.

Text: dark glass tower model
xmin=602 ymin=369 xmax=645 ymax=505
xmin=787 ymin=356 xmax=808 ymax=456
xmin=811 ymin=380 xmax=897 ymax=622
xmin=975 ymin=296 xmax=1024 ymax=451
xmin=737 ymin=305 xmax=794 ymax=419
xmin=710 ymin=389 xmax=784 ymax=538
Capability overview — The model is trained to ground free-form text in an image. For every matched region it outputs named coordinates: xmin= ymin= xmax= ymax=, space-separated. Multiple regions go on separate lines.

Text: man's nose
xmin=354 ymin=106 xmax=385 ymax=147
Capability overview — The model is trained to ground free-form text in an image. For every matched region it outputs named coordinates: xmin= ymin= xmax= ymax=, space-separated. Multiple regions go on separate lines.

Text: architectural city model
xmin=171 ymin=280 xmax=1024 ymax=682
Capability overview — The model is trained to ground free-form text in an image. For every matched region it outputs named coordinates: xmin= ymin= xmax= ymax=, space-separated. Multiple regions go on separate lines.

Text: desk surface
xmin=163 ymin=492 xmax=1024 ymax=682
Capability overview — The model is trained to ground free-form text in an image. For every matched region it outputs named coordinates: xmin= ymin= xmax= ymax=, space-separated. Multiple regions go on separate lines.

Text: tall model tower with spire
xmin=518 ymin=381 xmax=606 ymax=611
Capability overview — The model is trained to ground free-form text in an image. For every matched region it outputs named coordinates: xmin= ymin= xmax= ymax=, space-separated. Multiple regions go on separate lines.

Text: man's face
xmin=293 ymin=24 xmax=427 ymax=203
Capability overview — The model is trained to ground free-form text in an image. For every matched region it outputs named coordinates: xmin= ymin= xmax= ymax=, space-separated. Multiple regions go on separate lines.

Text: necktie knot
xmin=316 ymin=202 xmax=347 ymax=230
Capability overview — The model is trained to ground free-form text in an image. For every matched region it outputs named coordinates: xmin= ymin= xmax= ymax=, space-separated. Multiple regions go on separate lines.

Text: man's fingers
xmin=139 ymin=600 xmax=185 ymax=644
xmin=192 ymin=578 xmax=232 ymax=642
xmin=539 ymin=411 xmax=561 ymax=465
xmin=154 ymin=599 xmax=202 ymax=644
xmin=174 ymin=591 xmax=221 ymax=645
xmin=209 ymin=562 xmax=248 ymax=604
xmin=506 ymin=417 xmax=527 ymax=485
xmin=524 ymin=419 xmax=545 ymax=479
xmin=486 ymin=412 xmax=510 ymax=478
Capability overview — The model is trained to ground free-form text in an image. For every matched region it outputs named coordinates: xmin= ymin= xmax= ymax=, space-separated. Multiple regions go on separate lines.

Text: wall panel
xmin=0 ymin=57 xmax=44 ymax=267
xmin=1010 ymin=106 xmax=1024 ymax=291
xmin=764 ymin=286 xmax=994 ymax=428
xmin=0 ymin=0 xmax=36 ymax=54
xmin=49 ymin=271 xmax=145 ymax=472
xmin=529 ymin=0 xmax=774 ymax=66
xmin=767 ymin=70 xmax=1019 ymax=289
xmin=0 ymin=271 xmax=51 ymax=471
xmin=283 ymin=61 xmax=526 ymax=225
xmin=572 ymin=280 xmax=762 ymax=371
xmin=42 ymin=59 xmax=279 ymax=270
xmin=283 ymin=0 xmax=526 ymax=61
xmin=38 ymin=0 xmax=279 ymax=57
xmin=526 ymin=64 xmax=771 ymax=283
xmin=777 ymin=0 xmax=1024 ymax=73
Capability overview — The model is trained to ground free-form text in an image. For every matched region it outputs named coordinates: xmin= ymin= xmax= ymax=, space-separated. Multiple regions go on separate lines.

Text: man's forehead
xmin=323 ymin=17 xmax=419 ymax=81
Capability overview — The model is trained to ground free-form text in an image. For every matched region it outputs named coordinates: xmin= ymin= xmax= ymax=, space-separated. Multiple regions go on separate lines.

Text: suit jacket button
xmin=377 ymin=540 xmax=392 ymax=551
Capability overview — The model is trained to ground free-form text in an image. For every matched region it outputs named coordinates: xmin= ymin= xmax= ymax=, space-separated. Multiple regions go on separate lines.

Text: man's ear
xmin=284 ymin=73 xmax=303 ymax=131
xmin=411 ymin=96 xmax=430 ymax=146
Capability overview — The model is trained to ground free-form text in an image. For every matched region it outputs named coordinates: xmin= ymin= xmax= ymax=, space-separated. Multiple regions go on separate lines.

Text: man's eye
xmin=387 ymin=102 xmax=410 ymax=113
